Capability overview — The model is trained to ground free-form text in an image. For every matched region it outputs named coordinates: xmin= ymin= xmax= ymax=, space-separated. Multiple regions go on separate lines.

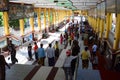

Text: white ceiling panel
xmin=85 ymin=2 xmax=97 ymax=6
xmin=9 ymin=0 xmax=103 ymax=10
xmin=73 ymin=3 xmax=84 ymax=6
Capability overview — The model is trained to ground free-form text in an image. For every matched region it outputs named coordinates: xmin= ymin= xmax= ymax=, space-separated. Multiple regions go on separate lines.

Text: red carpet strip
xmin=88 ymin=45 xmax=120 ymax=80
xmin=24 ymin=66 xmax=41 ymax=80
xmin=46 ymin=67 xmax=58 ymax=80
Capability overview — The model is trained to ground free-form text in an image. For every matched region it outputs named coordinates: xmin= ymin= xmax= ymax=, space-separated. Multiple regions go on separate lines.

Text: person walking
xmin=33 ymin=42 xmax=38 ymax=61
xmin=63 ymin=49 xmax=77 ymax=80
xmin=0 ymin=55 xmax=10 ymax=80
xmin=71 ymin=40 xmax=80 ymax=76
xmin=37 ymin=43 xmax=46 ymax=66
xmin=68 ymin=35 xmax=72 ymax=46
xmin=27 ymin=43 xmax=33 ymax=61
xmin=46 ymin=43 xmax=55 ymax=66
xmin=7 ymin=40 xmax=18 ymax=64
xmin=54 ymin=41 xmax=59 ymax=59
xmin=60 ymin=34 xmax=63 ymax=45
xmin=92 ymin=43 xmax=98 ymax=58
xmin=81 ymin=47 xmax=90 ymax=69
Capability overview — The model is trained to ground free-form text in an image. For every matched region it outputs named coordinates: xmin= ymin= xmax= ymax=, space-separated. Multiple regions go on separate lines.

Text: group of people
xmin=62 ymin=20 xmax=99 ymax=80
xmin=61 ymin=20 xmax=81 ymax=80
xmin=0 ymin=20 xmax=99 ymax=80
xmin=0 ymin=40 xmax=16 ymax=80
xmin=63 ymin=39 xmax=80 ymax=80
xmin=0 ymin=55 xmax=10 ymax=80
xmin=27 ymin=41 xmax=59 ymax=66
xmin=81 ymin=43 xmax=98 ymax=69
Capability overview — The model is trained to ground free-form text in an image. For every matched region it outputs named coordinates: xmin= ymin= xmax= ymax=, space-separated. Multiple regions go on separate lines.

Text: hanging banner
xmin=94 ymin=8 xmax=97 ymax=18
xmin=93 ymin=8 xmax=96 ymax=18
xmin=97 ymin=3 xmax=101 ymax=18
xmin=24 ymin=4 xmax=34 ymax=18
xmin=88 ymin=9 xmax=92 ymax=17
xmin=106 ymin=0 xmax=116 ymax=13
xmin=8 ymin=3 xmax=24 ymax=20
xmin=101 ymin=1 xmax=105 ymax=19
xmin=88 ymin=10 xmax=91 ymax=16
xmin=117 ymin=0 xmax=120 ymax=13
xmin=0 ymin=0 xmax=9 ymax=11
xmin=91 ymin=9 xmax=94 ymax=17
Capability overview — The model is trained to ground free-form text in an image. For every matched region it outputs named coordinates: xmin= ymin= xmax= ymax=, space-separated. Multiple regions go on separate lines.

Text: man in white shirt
xmin=63 ymin=49 xmax=77 ymax=80
xmin=92 ymin=43 xmax=98 ymax=56
xmin=46 ymin=43 xmax=55 ymax=66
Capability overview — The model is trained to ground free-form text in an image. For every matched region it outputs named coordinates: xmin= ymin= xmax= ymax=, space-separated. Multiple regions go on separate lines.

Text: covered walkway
xmin=6 ymin=25 xmax=119 ymax=80
xmin=0 ymin=0 xmax=120 ymax=80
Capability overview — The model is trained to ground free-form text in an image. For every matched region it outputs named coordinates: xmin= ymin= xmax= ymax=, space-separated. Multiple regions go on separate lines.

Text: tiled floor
xmin=76 ymin=36 xmax=101 ymax=80
xmin=6 ymin=64 xmax=36 ymax=80
xmin=76 ymin=69 xmax=101 ymax=80
xmin=5 ymin=23 xmax=102 ymax=80
xmin=5 ymin=23 xmax=68 ymax=80
xmin=5 ymin=29 xmax=65 ymax=65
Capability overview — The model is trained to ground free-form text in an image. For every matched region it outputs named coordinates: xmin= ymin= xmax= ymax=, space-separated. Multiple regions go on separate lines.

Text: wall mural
xmin=24 ymin=4 xmax=34 ymax=18
xmin=8 ymin=3 xmax=34 ymax=20
xmin=0 ymin=0 xmax=8 ymax=12
xmin=8 ymin=3 xmax=24 ymax=20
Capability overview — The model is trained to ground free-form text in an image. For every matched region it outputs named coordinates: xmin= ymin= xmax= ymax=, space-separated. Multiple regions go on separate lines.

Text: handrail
xmin=73 ymin=55 xmax=79 ymax=80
